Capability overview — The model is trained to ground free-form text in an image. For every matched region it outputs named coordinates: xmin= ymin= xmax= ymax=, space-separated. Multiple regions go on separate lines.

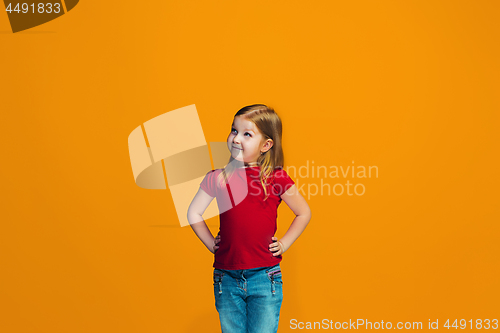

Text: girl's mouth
xmin=232 ymin=146 xmax=242 ymax=150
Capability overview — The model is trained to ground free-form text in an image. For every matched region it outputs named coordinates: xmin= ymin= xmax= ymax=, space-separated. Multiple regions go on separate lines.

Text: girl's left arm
xmin=273 ymin=184 xmax=311 ymax=254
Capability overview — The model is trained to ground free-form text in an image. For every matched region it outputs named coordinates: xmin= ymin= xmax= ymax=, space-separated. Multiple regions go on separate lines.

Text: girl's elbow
xmin=304 ymin=207 xmax=312 ymax=222
xmin=298 ymin=208 xmax=312 ymax=221
xmin=187 ymin=209 xmax=202 ymax=224
xmin=306 ymin=209 xmax=312 ymax=221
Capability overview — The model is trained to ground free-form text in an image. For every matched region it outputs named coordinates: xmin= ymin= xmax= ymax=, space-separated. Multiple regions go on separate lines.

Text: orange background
xmin=1 ymin=1 xmax=498 ymax=332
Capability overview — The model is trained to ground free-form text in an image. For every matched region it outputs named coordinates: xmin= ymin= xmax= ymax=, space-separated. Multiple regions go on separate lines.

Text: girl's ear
xmin=262 ymin=139 xmax=274 ymax=152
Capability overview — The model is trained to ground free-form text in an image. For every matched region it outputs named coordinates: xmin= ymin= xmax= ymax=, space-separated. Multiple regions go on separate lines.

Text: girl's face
xmin=227 ymin=116 xmax=272 ymax=164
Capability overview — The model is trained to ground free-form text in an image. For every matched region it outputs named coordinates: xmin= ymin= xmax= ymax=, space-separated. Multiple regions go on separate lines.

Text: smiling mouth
xmin=232 ymin=146 xmax=242 ymax=150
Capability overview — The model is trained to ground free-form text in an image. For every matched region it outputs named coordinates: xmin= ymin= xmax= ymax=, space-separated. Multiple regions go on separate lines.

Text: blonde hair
xmin=217 ymin=104 xmax=285 ymax=201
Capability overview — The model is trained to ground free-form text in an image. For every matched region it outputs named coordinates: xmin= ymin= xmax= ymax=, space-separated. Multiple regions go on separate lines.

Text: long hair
xmin=217 ymin=104 xmax=285 ymax=201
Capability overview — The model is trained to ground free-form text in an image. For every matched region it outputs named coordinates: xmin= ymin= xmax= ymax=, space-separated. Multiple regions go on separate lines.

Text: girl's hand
xmin=212 ymin=233 xmax=221 ymax=254
xmin=269 ymin=236 xmax=286 ymax=256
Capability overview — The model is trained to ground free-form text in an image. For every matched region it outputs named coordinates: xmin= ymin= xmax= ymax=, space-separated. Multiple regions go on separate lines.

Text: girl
xmin=187 ymin=104 xmax=311 ymax=333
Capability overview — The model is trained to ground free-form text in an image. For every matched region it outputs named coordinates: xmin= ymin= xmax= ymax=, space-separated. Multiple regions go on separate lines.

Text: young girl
xmin=187 ymin=104 xmax=311 ymax=333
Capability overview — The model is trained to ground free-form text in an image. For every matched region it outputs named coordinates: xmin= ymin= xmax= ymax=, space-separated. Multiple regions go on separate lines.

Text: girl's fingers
xmin=269 ymin=243 xmax=281 ymax=252
xmin=270 ymin=240 xmax=284 ymax=256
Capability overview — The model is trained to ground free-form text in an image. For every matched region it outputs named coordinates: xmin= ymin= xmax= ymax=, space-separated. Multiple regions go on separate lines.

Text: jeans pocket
xmin=213 ymin=269 xmax=225 ymax=295
xmin=265 ymin=265 xmax=283 ymax=295
xmin=265 ymin=265 xmax=282 ymax=283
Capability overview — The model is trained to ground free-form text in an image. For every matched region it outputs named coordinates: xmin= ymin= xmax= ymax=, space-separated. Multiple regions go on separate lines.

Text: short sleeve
xmin=273 ymin=168 xmax=295 ymax=196
xmin=200 ymin=170 xmax=217 ymax=197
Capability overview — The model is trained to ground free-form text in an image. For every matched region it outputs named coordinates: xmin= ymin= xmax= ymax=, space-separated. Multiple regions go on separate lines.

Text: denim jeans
xmin=213 ymin=263 xmax=283 ymax=333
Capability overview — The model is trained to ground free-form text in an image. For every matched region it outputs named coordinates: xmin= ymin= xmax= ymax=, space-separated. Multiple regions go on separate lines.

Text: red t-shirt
xmin=199 ymin=166 xmax=295 ymax=270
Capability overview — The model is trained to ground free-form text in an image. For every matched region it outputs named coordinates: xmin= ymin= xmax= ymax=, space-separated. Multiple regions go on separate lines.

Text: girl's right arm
xmin=187 ymin=187 xmax=217 ymax=254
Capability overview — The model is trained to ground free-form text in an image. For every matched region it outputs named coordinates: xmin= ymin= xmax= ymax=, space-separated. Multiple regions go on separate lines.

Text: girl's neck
xmin=244 ymin=161 xmax=259 ymax=167
xmin=228 ymin=158 xmax=260 ymax=169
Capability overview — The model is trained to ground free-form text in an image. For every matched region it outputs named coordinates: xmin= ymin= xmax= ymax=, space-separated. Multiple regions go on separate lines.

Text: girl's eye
xmin=231 ymin=129 xmax=251 ymax=137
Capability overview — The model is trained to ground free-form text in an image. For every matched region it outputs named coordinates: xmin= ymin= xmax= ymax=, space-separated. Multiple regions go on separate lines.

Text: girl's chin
xmin=230 ymin=150 xmax=243 ymax=157
xmin=230 ymin=153 xmax=247 ymax=161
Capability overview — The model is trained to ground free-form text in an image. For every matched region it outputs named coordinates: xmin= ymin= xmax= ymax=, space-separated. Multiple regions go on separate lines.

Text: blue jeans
xmin=213 ymin=263 xmax=283 ymax=333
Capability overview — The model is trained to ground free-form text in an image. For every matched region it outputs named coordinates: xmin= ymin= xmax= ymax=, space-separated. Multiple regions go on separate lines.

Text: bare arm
xmin=187 ymin=187 xmax=218 ymax=254
xmin=270 ymin=184 xmax=311 ymax=254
